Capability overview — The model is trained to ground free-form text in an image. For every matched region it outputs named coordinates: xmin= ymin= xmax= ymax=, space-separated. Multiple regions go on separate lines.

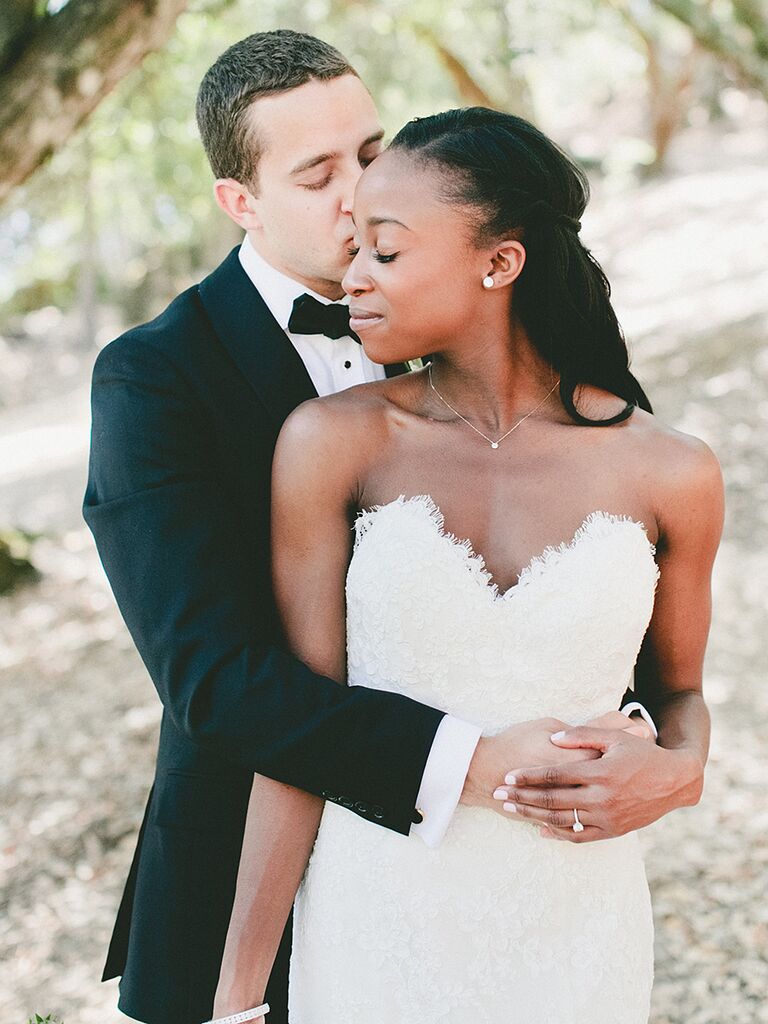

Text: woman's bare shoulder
xmin=627 ymin=407 xmax=721 ymax=489
xmin=624 ymin=408 xmax=724 ymax=547
xmin=577 ymin=384 xmax=721 ymax=489
xmin=273 ymin=379 xmax=402 ymax=500
xmin=278 ymin=379 xmax=396 ymax=447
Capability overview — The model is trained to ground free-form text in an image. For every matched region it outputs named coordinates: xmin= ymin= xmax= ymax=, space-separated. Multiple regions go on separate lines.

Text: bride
xmin=212 ymin=108 xmax=722 ymax=1023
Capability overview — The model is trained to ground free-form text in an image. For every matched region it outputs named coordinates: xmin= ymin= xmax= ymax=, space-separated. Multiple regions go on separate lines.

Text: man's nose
xmin=340 ymin=164 xmax=364 ymax=216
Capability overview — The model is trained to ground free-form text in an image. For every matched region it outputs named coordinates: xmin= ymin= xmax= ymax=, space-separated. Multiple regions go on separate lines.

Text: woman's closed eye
xmin=346 ymin=245 xmax=399 ymax=263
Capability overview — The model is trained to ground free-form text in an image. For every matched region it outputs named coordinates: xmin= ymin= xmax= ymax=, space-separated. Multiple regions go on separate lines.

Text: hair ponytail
xmin=390 ymin=108 xmax=652 ymax=425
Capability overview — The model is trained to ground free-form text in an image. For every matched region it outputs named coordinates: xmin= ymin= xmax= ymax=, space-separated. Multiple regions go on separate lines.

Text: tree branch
xmin=652 ymin=0 xmax=768 ymax=97
xmin=411 ymin=23 xmax=499 ymax=108
xmin=0 ymin=0 xmax=37 ymax=69
xmin=731 ymin=0 xmax=768 ymax=61
xmin=0 ymin=0 xmax=189 ymax=204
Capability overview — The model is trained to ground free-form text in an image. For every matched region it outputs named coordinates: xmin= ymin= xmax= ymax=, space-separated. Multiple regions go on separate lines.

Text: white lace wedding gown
xmin=288 ymin=494 xmax=659 ymax=1024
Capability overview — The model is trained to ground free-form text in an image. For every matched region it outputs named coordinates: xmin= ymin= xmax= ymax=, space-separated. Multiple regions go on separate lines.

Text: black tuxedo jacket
xmin=83 ymin=247 xmax=446 ymax=1024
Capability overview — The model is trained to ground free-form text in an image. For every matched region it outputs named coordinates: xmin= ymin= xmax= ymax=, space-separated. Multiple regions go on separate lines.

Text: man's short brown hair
xmin=196 ymin=29 xmax=358 ymax=190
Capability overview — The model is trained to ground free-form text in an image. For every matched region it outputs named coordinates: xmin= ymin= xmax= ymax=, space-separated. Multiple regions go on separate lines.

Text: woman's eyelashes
xmin=346 ymin=245 xmax=398 ymax=263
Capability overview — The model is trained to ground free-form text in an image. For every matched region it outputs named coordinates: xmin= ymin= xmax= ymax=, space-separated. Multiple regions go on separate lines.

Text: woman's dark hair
xmin=390 ymin=108 xmax=652 ymax=425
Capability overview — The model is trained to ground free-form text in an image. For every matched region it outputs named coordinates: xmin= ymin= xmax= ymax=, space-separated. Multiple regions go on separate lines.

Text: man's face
xmin=245 ymin=74 xmax=384 ymax=297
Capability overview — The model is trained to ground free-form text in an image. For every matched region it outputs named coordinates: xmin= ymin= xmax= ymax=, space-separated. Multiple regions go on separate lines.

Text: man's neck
xmin=245 ymin=232 xmax=344 ymax=301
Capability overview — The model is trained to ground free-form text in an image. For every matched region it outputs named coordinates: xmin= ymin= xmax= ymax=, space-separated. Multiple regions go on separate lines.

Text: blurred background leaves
xmin=1 ymin=0 xmax=767 ymax=337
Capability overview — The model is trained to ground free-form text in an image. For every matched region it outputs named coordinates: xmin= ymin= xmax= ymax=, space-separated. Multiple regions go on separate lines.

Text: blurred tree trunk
xmin=411 ymin=23 xmax=534 ymax=119
xmin=78 ymin=130 xmax=98 ymax=350
xmin=652 ymin=0 xmax=768 ymax=97
xmin=0 ymin=0 xmax=189 ymax=205
xmin=490 ymin=0 xmax=536 ymax=119
xmin=645 ymin=41 xmax=697 ymax=171
xmin=609 ymin=0 xmax=697 ymax=172
xmin=412 ymin=24 xmax=498 ymax=108
xmin=0 ymin=0 xmax=37 ymax=68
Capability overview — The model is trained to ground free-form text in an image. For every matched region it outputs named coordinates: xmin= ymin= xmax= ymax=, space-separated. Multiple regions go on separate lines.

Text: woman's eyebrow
xmin=367 ymin=216 xmax=411 ymax=230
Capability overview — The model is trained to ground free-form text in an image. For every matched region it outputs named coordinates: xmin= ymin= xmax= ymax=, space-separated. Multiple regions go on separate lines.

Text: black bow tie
xmin=288 ymin=293 xmax=361 ymax=344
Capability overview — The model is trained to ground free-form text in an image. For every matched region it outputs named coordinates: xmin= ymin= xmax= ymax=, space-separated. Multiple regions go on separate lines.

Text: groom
xmin=84 ymin=29 xmax=698 ymax=1024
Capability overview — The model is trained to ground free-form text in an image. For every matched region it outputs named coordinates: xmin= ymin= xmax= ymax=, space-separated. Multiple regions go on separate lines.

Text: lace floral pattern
xmin=289 ymin=495 xmax=659 ymax=1023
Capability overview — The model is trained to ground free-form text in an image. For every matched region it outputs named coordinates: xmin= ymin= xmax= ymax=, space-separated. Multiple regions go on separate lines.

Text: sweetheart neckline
xmin=353 ymin=494 xmax=658 ymax=602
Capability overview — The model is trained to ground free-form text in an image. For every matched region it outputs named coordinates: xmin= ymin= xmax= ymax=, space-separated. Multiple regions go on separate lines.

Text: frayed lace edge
xmin=353 ymin=494 xmax=659 ymax=598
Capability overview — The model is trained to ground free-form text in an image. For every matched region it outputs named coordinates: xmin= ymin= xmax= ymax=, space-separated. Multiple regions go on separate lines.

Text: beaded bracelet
xmin=201 ymin=1002 xmax=270 ymax=1024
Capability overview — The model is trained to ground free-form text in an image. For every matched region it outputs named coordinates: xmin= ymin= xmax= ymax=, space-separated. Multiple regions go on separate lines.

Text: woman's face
xmin=343 ymin=149 xmax=494 ymax=364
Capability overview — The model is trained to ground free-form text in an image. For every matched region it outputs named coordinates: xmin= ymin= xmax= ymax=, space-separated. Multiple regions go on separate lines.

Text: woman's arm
xmin=626 ymin=432 xmax=725 ymax=773
xmin=498 ymin=430 xmax=725 ymax=839
xmin=213 ymin=397 xmax=362 ymax=1015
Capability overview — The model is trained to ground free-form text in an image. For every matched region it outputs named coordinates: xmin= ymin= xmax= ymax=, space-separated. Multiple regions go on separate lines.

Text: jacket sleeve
xmin=83 ymin=332 xmax=444 ymax=836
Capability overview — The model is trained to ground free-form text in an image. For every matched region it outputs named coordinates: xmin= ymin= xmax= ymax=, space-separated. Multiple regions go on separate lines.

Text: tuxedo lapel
xmin=198 ymin=248 xmax=317 ymax=428
xmin=198 ymin=247 xmax=411 ymax=419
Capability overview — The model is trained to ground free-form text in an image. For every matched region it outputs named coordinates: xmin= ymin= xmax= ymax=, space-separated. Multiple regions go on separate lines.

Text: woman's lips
xmin=349 ymin=308 xmax=384 ymax=331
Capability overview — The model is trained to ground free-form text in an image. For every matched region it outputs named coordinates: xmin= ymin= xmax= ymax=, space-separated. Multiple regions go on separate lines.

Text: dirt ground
xmin=1 ymin=117 xmax=767 ymax=1023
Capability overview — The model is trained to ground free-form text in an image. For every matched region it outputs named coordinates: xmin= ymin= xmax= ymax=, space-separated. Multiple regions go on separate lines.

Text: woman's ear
xmin=487 ymin=240 xmax=526 ymax=287
xmin=213 ymin=178 xmax=262 ymax=232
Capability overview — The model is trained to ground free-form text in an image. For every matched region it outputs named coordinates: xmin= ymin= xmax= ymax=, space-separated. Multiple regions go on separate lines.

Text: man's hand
xmin=583 ymin=709 xmax=655 ymax=741
xmin=494 ymin=727 xmax=704 ymax=842
xmin=460 ymin=718 xmax=602 ymax=815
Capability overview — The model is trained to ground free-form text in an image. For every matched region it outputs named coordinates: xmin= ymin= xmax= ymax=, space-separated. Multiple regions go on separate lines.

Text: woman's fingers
xmin=494 ymin=785 xmax=584 ymax=810
xmin=539 ymin=824 xmax=603 ymax=843
xmin=501 ymin=800 xmax=597 ymax=830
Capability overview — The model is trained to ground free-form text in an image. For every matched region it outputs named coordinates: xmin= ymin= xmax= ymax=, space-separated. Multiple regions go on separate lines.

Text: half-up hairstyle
xmin=390 ymin=108 xmax=652 ymax=425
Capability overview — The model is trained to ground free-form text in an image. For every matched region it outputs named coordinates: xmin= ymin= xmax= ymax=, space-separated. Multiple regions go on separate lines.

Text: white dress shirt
xmin=238 ymin=237 xmax=482 ymax=846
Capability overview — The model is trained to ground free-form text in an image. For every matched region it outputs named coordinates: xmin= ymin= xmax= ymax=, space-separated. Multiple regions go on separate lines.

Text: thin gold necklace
xmin=427 ymin=363 xmax=560 ymax=450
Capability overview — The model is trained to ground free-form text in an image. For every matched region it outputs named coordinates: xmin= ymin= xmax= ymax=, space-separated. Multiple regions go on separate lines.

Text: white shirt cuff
xmin=410 ymin=715 xmax=483 ymax=848
xmin=620 ymin=701 xmax=658 ymax=740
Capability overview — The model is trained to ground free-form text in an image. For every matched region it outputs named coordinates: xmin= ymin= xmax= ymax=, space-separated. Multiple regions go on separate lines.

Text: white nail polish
xmin=504 ymin=773 xmax=517 ymax=786
xmin=503 ymin=802 xmax=517 ymax=812
xmin=493 ymin=788 xmax=508 ymax=800
xmin=551 ymin=730 xmax=566 ymax=740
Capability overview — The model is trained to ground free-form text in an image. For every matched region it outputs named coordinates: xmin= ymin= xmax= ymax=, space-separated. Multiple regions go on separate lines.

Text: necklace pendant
xmin=491 ymin=441 xmax=499 ymax=449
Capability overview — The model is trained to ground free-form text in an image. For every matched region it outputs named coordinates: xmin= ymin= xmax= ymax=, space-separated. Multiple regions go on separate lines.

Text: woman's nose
xmin=342 ymin=253 xmax=369 ymax=296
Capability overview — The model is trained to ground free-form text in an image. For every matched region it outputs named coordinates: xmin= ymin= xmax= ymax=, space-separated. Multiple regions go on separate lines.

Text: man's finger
xmin=548 ymin=726 xmax=632 ymax=752
xmin=624 ymin=722 xmax=651 ymax=739
xmin=504 ymin=760 xmax=604 ymax=789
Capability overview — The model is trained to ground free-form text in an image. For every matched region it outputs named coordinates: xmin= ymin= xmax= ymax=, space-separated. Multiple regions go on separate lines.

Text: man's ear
xmin=213 ymin=178 xmax=262 ymax=231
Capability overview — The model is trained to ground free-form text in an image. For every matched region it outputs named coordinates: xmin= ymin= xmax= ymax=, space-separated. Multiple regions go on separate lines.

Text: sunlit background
xmin=1 ymin=1 xmax=767 ymax=1022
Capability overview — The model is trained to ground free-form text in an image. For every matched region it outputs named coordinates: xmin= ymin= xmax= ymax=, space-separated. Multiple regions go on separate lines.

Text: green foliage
xmin=0 ymin=0 xmax=761 ymax=329
xmin=27 ymin=1015 xmax=63 ymax=1024
xmin=0 ymin=529 xmax=39 ymax=595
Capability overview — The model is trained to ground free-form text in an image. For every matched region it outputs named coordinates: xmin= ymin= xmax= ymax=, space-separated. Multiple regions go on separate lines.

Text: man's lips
xmin=349 ymin=307 xmax=384 ymax=330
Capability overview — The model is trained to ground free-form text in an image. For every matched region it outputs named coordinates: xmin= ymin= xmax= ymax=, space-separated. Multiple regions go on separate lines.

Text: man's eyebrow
xmin=290 ymin=151 xmax=337 ymax=175
xmin=290 ymin=130 xmax=385 ymax=176
xmin=367 ymin=216 xmax=411 ymax=230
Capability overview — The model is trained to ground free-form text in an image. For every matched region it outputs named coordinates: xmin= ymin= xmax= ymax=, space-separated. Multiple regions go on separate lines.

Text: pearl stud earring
xmin=482 ymin=276 xmax=494 ymax=289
